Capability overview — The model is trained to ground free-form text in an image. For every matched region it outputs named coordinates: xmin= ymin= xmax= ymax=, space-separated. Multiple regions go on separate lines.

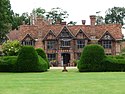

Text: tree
xmin=2 ymin=40 xmax=21 ymax=56
xmin=105 ymin=7 xmax=125 ymax=25
xmin=0 ymin=0 xmax=13 ymax=43
xmin=96 ymin=11 xmax=104 ymax=25
xmin=32 ymin=7 xmax=46 ymax=17
xmin=46 ymin=7 xmax=69 ymax=24
xmin=11 ymin=12 xmax=30 ymax=30
xmin=68 ymin=21 xmax=77 ymax=26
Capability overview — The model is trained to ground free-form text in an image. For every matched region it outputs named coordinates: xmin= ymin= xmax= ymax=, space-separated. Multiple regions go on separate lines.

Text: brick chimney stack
xmin=90 ymin=15 xmax=96 ymax=26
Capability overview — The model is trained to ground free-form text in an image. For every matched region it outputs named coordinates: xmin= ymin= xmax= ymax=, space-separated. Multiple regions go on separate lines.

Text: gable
xmin=57 ymin=26 xmax=74 ymax=38
xmin=43 ymin=30 xmax=56 ymax=40
xmin=99 ymin=31 xmax=115 ymax=41
xmin=22 ymin=34 xmax=35 ymax=41
xmin=75 ymin=29 xmax=90 ymax=39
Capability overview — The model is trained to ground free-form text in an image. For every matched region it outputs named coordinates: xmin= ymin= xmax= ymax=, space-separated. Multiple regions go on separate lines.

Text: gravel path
xmin=50 ymin=67 xmax=77 ymax=69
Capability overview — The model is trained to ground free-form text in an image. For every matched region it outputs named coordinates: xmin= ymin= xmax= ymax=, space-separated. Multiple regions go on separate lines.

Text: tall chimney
xmin=90 ymin=15 xmax=96 ymax=26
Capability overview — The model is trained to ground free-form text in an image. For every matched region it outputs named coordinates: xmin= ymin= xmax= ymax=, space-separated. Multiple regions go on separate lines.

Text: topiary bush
xmin=78 ymin=44 xmax=105 ymax=72
xmin=0 ymin=56 xmax=17 ymax=72
xmin=15 ymin=46 xmax=48 ymax=72
xmin=38 ymin=55 xmax=48 ymax=72
xmin=36 ymin=48 xmax=50 ymax=69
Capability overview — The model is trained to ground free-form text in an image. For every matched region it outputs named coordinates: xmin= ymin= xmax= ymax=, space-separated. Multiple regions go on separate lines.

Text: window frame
xmin=60 ymin=40 xmax=71 ymax=47
xmin=22 ymin=40 xmax=35 ymax=46
xmin=47 ymin=53 xmax=56 ymax=61
xmin=47 ymin=41 xmax=56 ymax=50
xmin=77 ymin=40 xmax=85 ymax=49
xmin=102 ymin=40 xmax=112 ymax=49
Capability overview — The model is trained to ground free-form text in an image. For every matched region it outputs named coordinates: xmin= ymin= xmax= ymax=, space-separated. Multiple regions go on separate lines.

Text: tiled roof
xmin=8 ymin=21 xmax=123 ymax=41
xmin=7 ymin=29 xmax=19 ymax=40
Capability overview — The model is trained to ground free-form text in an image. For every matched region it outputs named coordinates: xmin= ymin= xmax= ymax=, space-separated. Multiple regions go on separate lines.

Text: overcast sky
xmin=10 ymin=0 xmax=125 ymax=33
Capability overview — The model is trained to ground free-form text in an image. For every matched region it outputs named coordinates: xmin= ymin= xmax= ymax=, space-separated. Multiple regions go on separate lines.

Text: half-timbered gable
xmin=43 ymin=30 xmax=56 ymax=40
xmin=21 ymin=34 xmax=35 ymax=46
xmin=57 ymin=26 xmax=74 ymax=39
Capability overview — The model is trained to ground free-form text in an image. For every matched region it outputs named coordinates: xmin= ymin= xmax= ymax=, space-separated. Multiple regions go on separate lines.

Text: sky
xmin=10 ymin=0 xmax=125 ymax=33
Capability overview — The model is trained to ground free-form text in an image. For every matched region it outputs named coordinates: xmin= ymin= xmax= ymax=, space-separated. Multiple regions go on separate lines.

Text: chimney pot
xmin=82 ymin=20 xmax=86 ymax=25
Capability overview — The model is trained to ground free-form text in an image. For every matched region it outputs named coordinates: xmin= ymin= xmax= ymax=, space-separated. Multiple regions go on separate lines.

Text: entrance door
xmin=61 ymin=53 xmax=70 ymax=65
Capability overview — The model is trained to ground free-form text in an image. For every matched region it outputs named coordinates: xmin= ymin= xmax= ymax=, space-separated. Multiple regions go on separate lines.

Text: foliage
xmin=0 ymin=56 xmax=17 ymax=72
xmin=107 ymin=55 xmax=125 ymax=59
xmin=32 ymin=7 xmax=46 ymax=17
xmin=100 ymin=57 xmax=125 ymax=71
xmin=96 ymin=11 xmax=104 ymax=25
xmin=15 ymin=46 xmax=48 ymax=72
xmin=105 ymin=7 xmax=125 ymax=25
xmin=11 ymin=12 xmax=30 ymax=30
xmin=2 ymin=40 xmax=21 ymax=56
xmin=78 ymin=44 xmax=105 ymax=71
xmin=68 ymin=21 xmax=77 ymax=26
xmin=46 ymin=7 xmax=69 ymax=24
xmin=38 ymin=55 xmax=48 ymax=72
xmin=0 ymin=0 xmax=13 ymax=43
xmin=15 ymin=46 xmax=39 ymax=72
xmin=36 ymin=48 xmax=50 ymax=69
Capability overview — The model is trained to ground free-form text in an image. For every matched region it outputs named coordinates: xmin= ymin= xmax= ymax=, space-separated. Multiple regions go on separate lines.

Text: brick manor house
xmin=7 ymin=15 xmax=124 ymax=66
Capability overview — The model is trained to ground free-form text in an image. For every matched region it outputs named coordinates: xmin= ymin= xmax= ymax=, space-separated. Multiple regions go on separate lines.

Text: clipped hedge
xmin=15 ymin=46 xmax=48 ymax=72
xmin=78 ymin=44 xmax=105 ymax=72
xmin=100 ymin=57 xmax=125 ymax=72
xmin=107 ymin=55 xmax=125 ymax=59
xmin=38 ymin=55 xmax=48 ymax=72
xmin=36 ymin=48 xmax=50 ymax=69
xmin=0 ymin=56 xmax=17 ymax=72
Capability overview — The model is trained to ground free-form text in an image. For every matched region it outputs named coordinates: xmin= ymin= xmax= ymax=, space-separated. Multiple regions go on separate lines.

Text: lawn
xmin=0 ymin=68 xmax=125 ymax=94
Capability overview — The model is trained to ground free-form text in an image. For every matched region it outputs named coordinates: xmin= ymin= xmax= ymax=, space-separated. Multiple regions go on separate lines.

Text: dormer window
xmin=99 ymin=31 xmax=114 ymax=49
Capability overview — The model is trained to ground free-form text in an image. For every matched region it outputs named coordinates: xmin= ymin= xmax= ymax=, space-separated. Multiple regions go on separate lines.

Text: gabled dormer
xmin=99 ymin=31 xmax=115 ymax=41
xmin=99 ymin=31 xmax=115 ymax=49
xmin=75 ymin=29 xmax=90 ymax=49
xmin=57 ymin=26 xmax=74 ymax=39
xmin=21 ymin=34 xmax=35 ymax=46
xmin=75 ymin=29 xmax=90 ymax=40
xmin=43 ymin=30 xmax=56 ymax=40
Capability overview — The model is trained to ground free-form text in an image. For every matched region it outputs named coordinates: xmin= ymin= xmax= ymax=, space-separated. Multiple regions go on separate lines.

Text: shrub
xmin=36 ymin=48 xmax=50 ymax=69
xmin=2 ymin=40 xmax=21 ymax=56
xmin=107 ymin=55 xmax=125 ymax=59
xmin=0 ymin=56 xmax=17 ymax=72
xmin=38 ymin=56 xmax=48 ymax=72
xmin=100 ymin=57 xmax=125 ymax=71
xmin=15 ymin=46 xmax=40 ymax=72
xmin=78 ymin=44 xmax=105 ymax=72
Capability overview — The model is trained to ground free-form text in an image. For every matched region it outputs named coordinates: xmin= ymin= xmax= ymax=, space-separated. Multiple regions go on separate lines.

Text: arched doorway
xmin=61 ymin=53 xmax=70 ymax=66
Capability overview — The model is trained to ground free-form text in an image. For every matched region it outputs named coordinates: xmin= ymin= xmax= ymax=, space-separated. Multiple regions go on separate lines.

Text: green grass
xmin=1 ymin=68 xmax=125 ymax=94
